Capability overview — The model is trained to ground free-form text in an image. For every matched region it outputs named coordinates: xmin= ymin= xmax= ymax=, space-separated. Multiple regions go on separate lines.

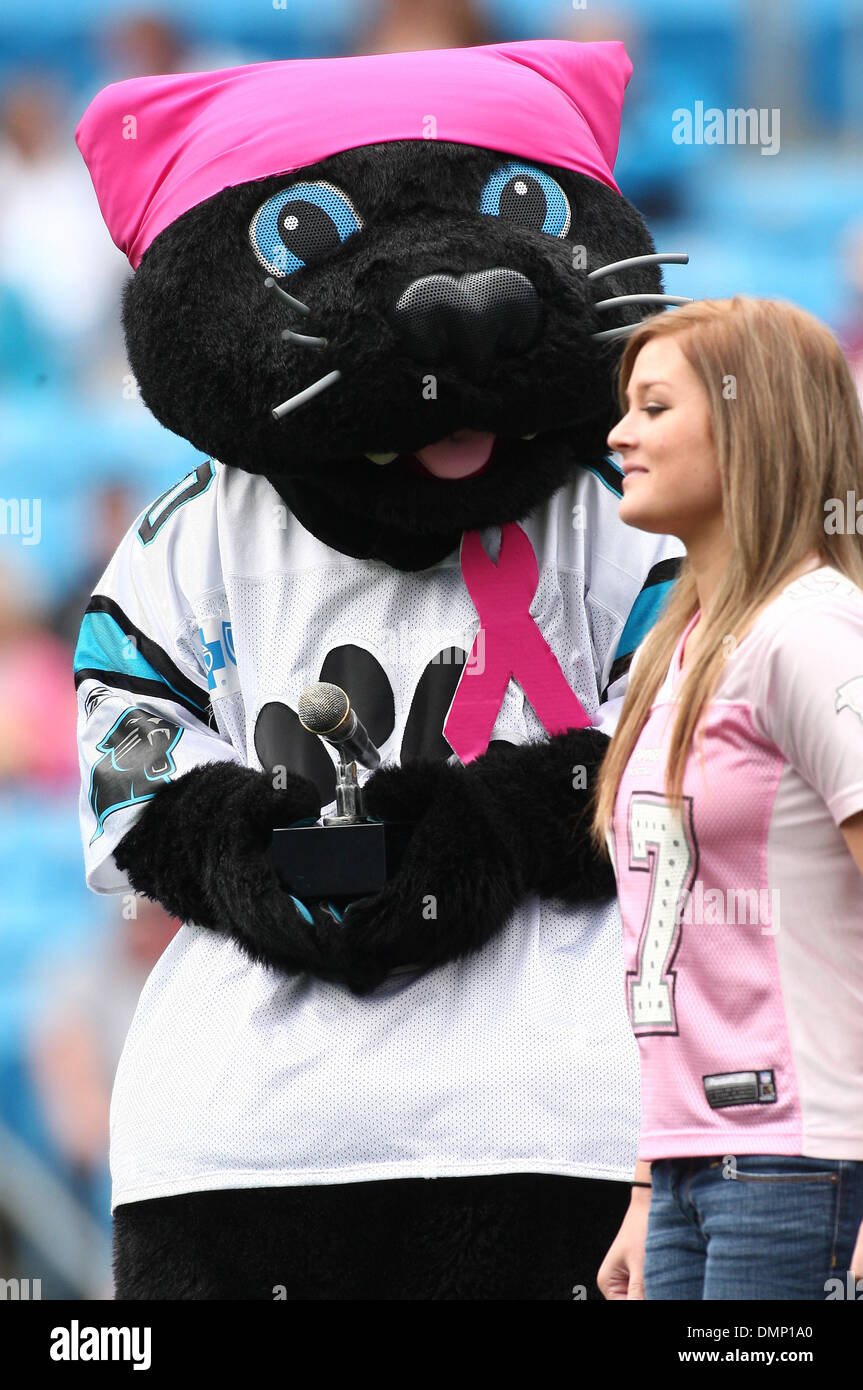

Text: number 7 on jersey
xmin=625 ymin=792 xmax=698 ymax=1036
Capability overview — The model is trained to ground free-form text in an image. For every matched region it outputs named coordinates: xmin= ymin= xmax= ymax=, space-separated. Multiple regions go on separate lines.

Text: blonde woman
xmin=592 ymin=296 xmax=863 ymax=1300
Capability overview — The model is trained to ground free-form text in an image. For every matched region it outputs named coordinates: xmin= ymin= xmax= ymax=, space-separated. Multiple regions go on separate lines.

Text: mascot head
xmin=77 ymin=40 xmax=683 ymax=570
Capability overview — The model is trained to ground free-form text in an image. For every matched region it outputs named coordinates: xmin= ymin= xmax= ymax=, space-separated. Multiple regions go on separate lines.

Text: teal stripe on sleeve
xmin=74 ymin=611 xmax=192 ymax=707
xmin=615 ymin=579 xmax=675 ymax=658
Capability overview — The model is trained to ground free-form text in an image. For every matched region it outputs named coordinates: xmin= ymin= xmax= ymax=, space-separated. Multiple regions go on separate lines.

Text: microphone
xmin=270 ymin=683 xmax=411 ymax=898
xmin=298 ymin=682 xmax=381 ymax=771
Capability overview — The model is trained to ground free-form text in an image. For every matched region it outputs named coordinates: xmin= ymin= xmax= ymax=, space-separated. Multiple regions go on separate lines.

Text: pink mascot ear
xmin=501 ymin=39 xmax=632 ymax=177
xmin=76 ymin=39 xmax=633 ymax=271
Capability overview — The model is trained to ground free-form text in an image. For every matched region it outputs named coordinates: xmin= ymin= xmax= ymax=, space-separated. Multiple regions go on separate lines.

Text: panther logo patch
xmin=88 ymin=707 xmax=183 ymax=843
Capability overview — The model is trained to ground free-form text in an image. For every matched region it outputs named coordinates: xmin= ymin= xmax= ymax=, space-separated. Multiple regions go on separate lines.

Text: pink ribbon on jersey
xmin=444 ymin=522 xmax=592 ymax=763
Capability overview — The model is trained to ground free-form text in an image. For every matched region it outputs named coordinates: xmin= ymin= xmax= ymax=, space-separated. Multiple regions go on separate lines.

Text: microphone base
xmin=270 ymin=820 xmax=413 ymax=900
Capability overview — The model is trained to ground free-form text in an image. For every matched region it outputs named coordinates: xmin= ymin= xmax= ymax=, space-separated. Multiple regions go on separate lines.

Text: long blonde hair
xmin=590 ymin=295 xmax=863 ymax=854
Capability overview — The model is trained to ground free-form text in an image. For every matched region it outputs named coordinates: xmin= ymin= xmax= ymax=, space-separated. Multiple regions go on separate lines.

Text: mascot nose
xmin=389 ymin=268 xmax=542 ymax=377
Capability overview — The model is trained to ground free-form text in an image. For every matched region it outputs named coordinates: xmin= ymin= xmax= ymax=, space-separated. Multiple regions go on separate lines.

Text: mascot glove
xmin=467 ymin=727 xmax=618 ymax=904
xmin=336 ymin=757 xmax=527 ymax=992
xmin=364 ymin=728 xmax=618 ymax=908
xmin=113 ymin=761 xmax=357 ymax=985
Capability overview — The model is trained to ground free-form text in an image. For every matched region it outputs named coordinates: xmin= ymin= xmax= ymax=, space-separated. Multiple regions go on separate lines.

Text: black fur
xmin=112 ymin=762 xmax=358 ymax=983
xmin=113 ymin=1174 xmax=631 ymax=1300
xmin=123 ymin=140 xmax=660 ymax=568
xmin=110 ymin=128 xmax=659 ymax=1297
xmin=114 ymin=726 xmax=614 ymax=993
xmin=117 ymin=137 xmax=656 ymax=981
xmin=469 ymin=727 xmax=617 ymax=903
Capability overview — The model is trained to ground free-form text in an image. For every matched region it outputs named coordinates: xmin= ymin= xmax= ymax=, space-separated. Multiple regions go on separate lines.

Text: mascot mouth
xmin=364 ymin=428 xmax=537 ymax=481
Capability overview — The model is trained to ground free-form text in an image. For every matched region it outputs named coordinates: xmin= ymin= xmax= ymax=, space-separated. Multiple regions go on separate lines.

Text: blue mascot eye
xmin=479 ymin=162 xmax=571 ymax=238
xmin=249 ymin=181 xmax=364 ymax=277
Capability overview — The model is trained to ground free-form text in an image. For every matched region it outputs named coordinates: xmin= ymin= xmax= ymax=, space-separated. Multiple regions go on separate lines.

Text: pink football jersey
xmin=610 ymin=564 xmax=863 ymax=1160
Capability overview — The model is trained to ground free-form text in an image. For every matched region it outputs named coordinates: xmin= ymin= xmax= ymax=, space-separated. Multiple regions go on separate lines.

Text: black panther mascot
xmin=74 ymin=39 xmax=684 ymax=1299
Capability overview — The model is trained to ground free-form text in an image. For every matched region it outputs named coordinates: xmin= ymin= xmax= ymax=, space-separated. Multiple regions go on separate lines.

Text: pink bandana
xmin=76 ymin=39 xmax=632 ymax=268
xmin=445 ymin=524 xmax=592 ymax=762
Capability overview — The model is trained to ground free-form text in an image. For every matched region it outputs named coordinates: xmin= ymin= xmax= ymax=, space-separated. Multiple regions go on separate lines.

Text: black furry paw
xmin=114 ymin=761 xmax=318 ymax=921
xmin=338 ymin=760 xmax=526 ymax=992
xmin=468 ymin=728 xmax=617 ymax=904
xmin=361 ymin=756 xmax=460 ymax=825
xmin=113 ymin=761 xmax=360 ymax=982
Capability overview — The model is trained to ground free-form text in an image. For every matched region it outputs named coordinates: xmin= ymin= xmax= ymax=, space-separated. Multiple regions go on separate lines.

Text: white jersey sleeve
xmin=74 ymin=461 xmax=244 ymax=894
xmin=750 ymin=579 xmax=863 ymax=826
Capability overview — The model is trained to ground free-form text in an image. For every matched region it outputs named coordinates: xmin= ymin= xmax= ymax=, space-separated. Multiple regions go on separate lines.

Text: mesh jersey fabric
xmin=74 ymin=458 xmax=684 ymax=1207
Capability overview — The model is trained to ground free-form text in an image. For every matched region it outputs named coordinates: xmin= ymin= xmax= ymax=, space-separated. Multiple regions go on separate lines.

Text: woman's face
xmin=607 ymin=336 xmax=724 ymax=547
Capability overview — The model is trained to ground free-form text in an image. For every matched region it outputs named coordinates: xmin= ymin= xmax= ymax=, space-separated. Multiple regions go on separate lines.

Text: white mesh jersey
xmin=74 ymin=456 xmax=684 ymax=1208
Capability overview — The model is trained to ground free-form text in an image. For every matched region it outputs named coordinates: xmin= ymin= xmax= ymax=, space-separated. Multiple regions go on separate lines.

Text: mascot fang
xmin=75 ymin=40 xmax=685 ymax=1300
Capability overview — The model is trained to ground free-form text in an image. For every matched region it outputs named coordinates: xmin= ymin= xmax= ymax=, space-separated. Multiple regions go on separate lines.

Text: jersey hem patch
xmin=703 ymin=1069 xmax=777 ymax=1107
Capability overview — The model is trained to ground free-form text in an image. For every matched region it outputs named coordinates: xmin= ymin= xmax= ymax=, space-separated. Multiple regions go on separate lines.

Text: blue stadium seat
xmin=0 ymin=388 xmax=205 ymax=603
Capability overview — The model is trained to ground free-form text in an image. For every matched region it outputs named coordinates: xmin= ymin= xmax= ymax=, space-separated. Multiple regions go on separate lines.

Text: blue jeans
xmin=644 ymin=1154 xmax=863 ymax=1300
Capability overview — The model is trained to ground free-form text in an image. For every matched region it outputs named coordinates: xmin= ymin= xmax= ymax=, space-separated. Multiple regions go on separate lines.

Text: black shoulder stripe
xmin=74 ymin=668 xmax=214 ymax=725
xmin=585 ymin=455 xmax=625 ymax=497
xmin=598 ymin=555 xmax=684 ymax=702
xmin=600 ymin=653 xmax=632 ymax=703
xmin=81 ymin=594 xmax=211 ymax=719
xmin=642 ymin=556 xmax=684 ymax=589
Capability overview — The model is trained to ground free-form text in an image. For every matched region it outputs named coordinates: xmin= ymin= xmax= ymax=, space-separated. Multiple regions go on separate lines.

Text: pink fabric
xmin=75 ymin=39 xmax=632 ymax=268
xmin=444 ymin=523 xmax=591 ymax=763
xmin=611 ymin=619 xmax=798 ymax=1158
xmin=609 ymin=569 xmax=863 ymax=1159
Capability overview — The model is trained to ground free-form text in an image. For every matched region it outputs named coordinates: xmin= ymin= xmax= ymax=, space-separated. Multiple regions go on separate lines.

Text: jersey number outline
xmin=138 ymin=460 xmax=215 ymax=546
xmin=626 ymin=791 xmax=698 ymax=1035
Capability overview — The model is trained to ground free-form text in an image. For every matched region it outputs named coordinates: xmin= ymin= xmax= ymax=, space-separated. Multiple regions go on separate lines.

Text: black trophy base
xmin=270 ymin=820 xmax=413 ymax=901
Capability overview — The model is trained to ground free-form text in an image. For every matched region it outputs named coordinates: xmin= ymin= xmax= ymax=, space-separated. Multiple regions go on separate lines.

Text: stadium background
xmin=1 ymin=0 xmax=862 ymax=1297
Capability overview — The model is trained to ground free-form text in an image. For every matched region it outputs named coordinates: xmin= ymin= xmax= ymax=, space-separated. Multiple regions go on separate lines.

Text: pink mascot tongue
xmin=413 ymin=429 xmax=496 ymax=480
xmin=75 ymin=39 xmax=631 ymax=270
